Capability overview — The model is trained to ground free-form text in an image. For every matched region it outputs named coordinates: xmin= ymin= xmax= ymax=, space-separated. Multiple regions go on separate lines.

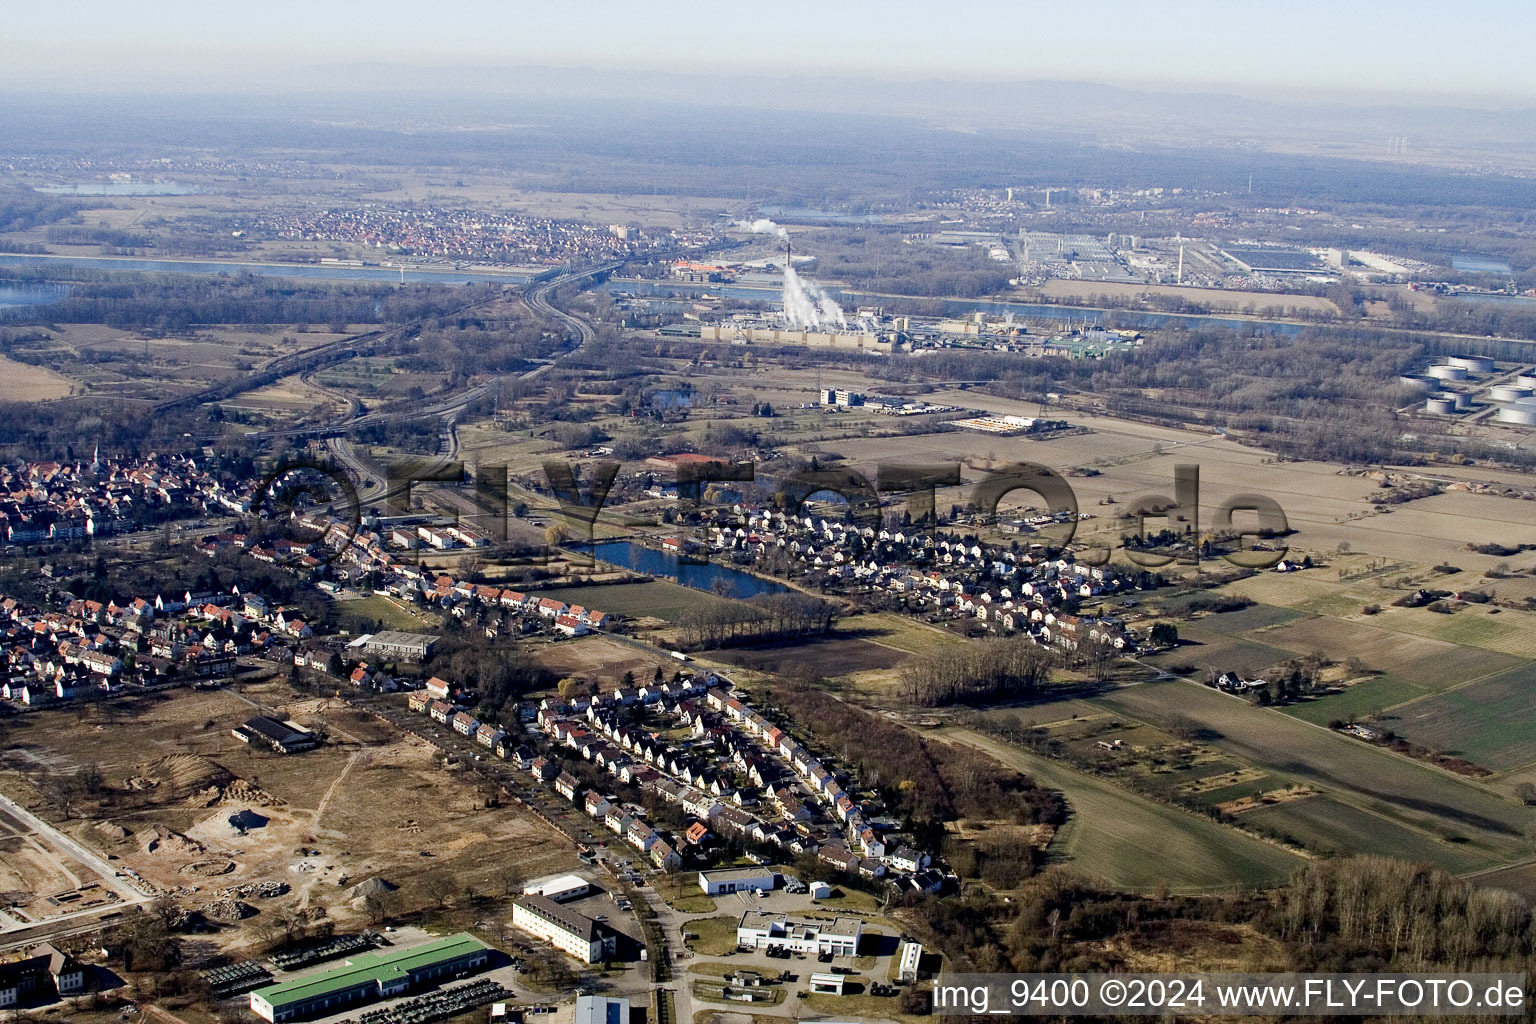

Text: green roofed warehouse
xmin=248 ymin=934 xmax=489 ymax=1022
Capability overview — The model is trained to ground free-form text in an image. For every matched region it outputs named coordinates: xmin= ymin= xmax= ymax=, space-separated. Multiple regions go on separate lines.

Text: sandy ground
xmin=0 ymin=684 xmax=580 ymax=953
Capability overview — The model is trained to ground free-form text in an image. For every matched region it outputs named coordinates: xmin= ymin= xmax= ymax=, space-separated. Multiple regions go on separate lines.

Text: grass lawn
xmin=814 ymin=887 xmax=882 ymax=912
xmin=687 ymin=962 xmax=744 ymax=979
xmin=668 ymin=894 xmax=720 ymax=914
xmin=682 ymin=915 xmax=742 ymax=956
xmin=799 ymin=991 xmax=920 ymax=1022
xmin=342 ymin=594 xmax=440 ymax=630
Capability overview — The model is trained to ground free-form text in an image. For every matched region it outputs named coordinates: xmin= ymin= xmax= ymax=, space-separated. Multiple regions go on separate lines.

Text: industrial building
xmin=735 ymin=912 xmax=861 ymax=956
xmin=897 ymin=940 xmax=924 ymax=982
xmin=522 ymin=873 xmax=593 ymax=903
xmin=949 ymin=414 xmax=1043 ymax=435
xmin=575 ymin=995 xmax=631 ymax=1024
xmin=697 ymin=323 xmax=900 ymax=354
xmin=349 ymin=630 xmax=439 ymax=662
xmin=819 ymin=388 xmax=864 ymax=407
xmin=808 ymin=973 xmax=846 ymax=995
xmin=247 ymin=934 xmax=489 ymax=1023
xmin=511 ymin=894 xmax=613 ymax=963
xmin=1220 ymin=247 xmax=1323 ymax=274
xmin=698 ymin=866 xmax=777 ymax=895
xmin=232 ymin=716 xmax=318 ymax=754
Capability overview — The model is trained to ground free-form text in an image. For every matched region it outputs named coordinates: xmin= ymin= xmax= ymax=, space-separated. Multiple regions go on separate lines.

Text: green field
xmin=1372 ymin=664 xmax=1536 ymax=771
xmin=940 ymin=727 xmax=1305 ymax=894
xmin=1382 ymin=646 xmax=1527 ymax=689
xmin=539 ymin=580 xmax=726 ymax=621
xmin=1241 ymin=797 xmax=1500 ymax=874
xmin=1164 ymin=602 xmax=1305 ymax=635
xmin=340 ymin=594 xmax=441 ymax=631
xmin=1382 ymin=607 xmax=1536 ymax=658
xmin=1282 ymin=676 xmax=1431 ymax=726
xmin=1090 ymin=680 xmax=1534 ymax=864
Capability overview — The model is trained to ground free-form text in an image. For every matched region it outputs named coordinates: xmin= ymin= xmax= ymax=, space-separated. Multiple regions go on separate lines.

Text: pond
xmin=583 ymin=540 xmax=787 ymax=599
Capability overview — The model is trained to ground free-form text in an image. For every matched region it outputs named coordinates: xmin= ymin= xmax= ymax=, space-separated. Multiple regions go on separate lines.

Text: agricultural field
xmin=1241 ymin=796 xmax=1501 ymax=875
xmin=1089 ymin=680 xmax=1536 ymax=864
xmin=1373 ymin=604 xmax=1536 ymax=658
xmin=1249 ymin=616 xmax=1456 ymax=676
xmin=1161 ymin=601 xmax=1303 ymax=635
xmin=0 ymin=355 xmax=73 ymax=401
xmin=530 ymin=633 xmax=678 ymax=684
xmin=709 ymin=633 xmax=906 ymax=680
xmin=1282 ymin=675 xmax=1432 ymax=726
xmin=1144 ymin=628 xmax=1293 ymax=678
xmin=1471 ymin=862 xmax=1536 ymax=905
xmin=937 ymin=727 xmax=1305 ymax=894
xmin=1367 ymin=664 xmax=1536 ymax=772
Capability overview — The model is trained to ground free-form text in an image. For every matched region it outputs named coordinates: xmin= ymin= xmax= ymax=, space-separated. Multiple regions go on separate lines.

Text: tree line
xmin=898 ymin=636 xmax=1055 ymax=707
xmin=677 ymin=591 xmax=836 ymax=649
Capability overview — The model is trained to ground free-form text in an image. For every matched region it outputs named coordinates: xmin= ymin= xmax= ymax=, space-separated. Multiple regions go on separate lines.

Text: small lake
xmin=650 ymin=389 xmax=694 ymax=408
xmin=0 ymin=282 xmax=71 ymax=313
xmin=584 ymin=540 xmax=787 ymax=599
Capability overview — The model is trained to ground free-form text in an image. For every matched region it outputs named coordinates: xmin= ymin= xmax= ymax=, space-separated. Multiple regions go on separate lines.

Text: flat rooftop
xmin=700 ymin=866 xmax=776 ymax=881
xmin=251 ymin=934 xmax=485 ymax=1007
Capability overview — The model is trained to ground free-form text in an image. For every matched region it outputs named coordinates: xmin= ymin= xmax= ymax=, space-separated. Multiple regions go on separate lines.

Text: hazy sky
xmin=7 ymin=0 xmax=1533 ymax=104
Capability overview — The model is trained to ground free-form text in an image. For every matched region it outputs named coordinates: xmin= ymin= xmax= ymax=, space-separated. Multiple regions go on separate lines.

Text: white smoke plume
xmin=783 ymin=262 xmax=847 ymax=330
xmin=733 ymin=217 xmax=788 ymax=238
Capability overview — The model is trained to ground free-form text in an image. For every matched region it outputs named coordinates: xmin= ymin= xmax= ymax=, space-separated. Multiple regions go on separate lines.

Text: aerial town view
xmin=1 ymin=3 xmax=1536 ymax=1023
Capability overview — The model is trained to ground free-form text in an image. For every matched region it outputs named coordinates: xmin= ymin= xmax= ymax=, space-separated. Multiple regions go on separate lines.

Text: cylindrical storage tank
xmin=1397 ymin=375 xmax=1434 ymax=392
xmin=1517 ymin=374 xmax=1536 ymax=389
xmin=1449 ymin=355 xmax=1495 ymax=373
xmin=1427 ymin=364 xmax=1469 ymax=381
xmin=1425 ymin=395 xmax=1456 ymax=415
xmin=1451 ymin=392 xmax=1472 ymax=410
xmin=1496 ymin=403 xmax=1536 ymax=425
xmin=1490 ymin=384 xmax=1532 ymax=402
